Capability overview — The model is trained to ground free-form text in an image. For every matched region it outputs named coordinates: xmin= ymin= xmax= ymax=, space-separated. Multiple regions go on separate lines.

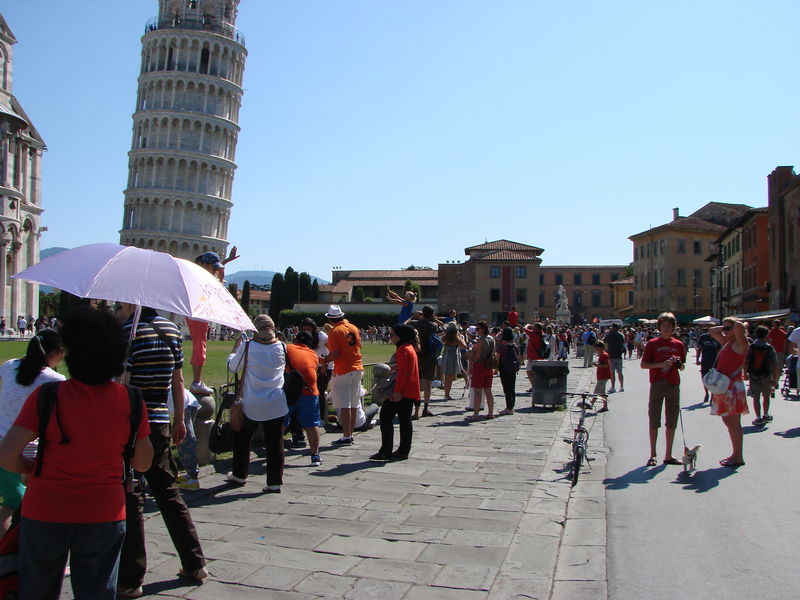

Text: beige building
xmin=120 ymin=0 xmax=247 ymax=261
xmin=538 ymin=266 xmax=626 ymax=322
xmin=629 ymin=204 xmax=750 ymax=321
xmin=0 ymin=15 xmax=45 ymax=324
xmin=609 ymin=276 xmax=634 ymax=318
xmin=320 ymin=270 xmax=439 ymax=305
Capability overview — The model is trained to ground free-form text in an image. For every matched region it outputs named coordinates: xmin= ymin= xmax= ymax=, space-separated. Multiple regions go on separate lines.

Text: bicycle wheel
xmin=571 ymin=444 xmax=584 ymax=487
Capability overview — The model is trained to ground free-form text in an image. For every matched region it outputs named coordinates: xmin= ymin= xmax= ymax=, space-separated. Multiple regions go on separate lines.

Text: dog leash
xmin=678 ymin=403 xmax=688 ymax=449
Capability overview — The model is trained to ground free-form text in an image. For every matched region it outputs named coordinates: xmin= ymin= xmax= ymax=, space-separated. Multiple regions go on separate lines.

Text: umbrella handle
xmin=122 ymin=305 xmax=143 ymax=380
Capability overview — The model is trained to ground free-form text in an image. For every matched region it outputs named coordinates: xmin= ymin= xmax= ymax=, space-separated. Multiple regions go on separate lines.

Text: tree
xmin=311 ymin=279 xmax=320 ymax=301
xmin=353 ymin=287 xmax=365 ymax=302
xmin=269 ymin=273 xmax=285 ymax=320
xmin=240 ymin=280 xmax=251 ymax=314
xmin=403 ymin=279 xmax=422 ymax=301
xmin=39 ymin=291 xmax=60 ymax=318
xmin=298 ymin=272 xmax=312 ymax=302
xmin=624 ymin=263 xmax=634 ymax=278
xmin=284 ymin=267 xmax=298 ymax=309
xmin=227 ymin=282 xmax=238 ymax=299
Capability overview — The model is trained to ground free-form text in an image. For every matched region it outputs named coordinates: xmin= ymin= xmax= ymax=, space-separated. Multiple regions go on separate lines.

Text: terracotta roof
xmin=609 ymin=276 xmax=634 ymax=286
xmin=540 ymin=265 xmax=627 ymax=270
xmin=318 ymin=284 xmax=335 ymax=292
xmin=464 ymin=239 xmax=544 ymax=254
xmin=629 ymin=217 xmax=726 ymax=240
xmin=337 ymin=270 xmax=438 ymax=279
xmin=471 ymin=249 xmax=543 ymax=262
xmin=236 ymin=290 xmax=270 ymax=301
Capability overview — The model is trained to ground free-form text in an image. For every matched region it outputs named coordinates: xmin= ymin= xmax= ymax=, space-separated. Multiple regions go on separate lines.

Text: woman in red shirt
xmin=370 ymin=324 xmax=419 ymax=462
xmin=708 ymin=317 xmax=749 ymax=467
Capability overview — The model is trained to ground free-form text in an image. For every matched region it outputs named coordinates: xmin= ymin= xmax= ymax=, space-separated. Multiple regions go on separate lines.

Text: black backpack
xmin=747 ymin=344 xmax=774 ymax=380
xmin=35 ymin=381 xmax=143 ymax=488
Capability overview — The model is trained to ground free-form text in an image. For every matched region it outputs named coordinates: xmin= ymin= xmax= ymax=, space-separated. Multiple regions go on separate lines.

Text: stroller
xmin=782 ymin=354 xmax=799 ymax=400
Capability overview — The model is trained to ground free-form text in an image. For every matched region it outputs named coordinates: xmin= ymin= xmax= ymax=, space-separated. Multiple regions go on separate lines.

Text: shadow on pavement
xmin=603 ymin=464 xmax=665 ymax=489
xmin=683 ymin=401 xmax=709 ymax=411
xmin=672 ymin=466 xmax=738 ymax=493
xmin=308 ymin=460 xmax=389 ymax=477
xmin=773 ymin=427 xmax=800 ymax=438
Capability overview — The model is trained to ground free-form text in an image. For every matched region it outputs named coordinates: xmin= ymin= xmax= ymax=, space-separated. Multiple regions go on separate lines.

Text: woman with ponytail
xmin=0 ymin=329 xmax=66 ymax=534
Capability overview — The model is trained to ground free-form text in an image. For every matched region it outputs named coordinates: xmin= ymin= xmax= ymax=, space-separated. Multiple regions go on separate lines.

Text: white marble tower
xmin=120 ymin=0 xmax=246 ymax=260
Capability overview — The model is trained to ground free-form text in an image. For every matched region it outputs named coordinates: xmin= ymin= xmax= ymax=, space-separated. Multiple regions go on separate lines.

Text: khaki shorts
xmin=648 ymin=380 xmax=680 ymax=429
xmin=749 ymin=377 xmax=772 ymax=399
xmin=330 ymin=370 xmax=363 ymax=409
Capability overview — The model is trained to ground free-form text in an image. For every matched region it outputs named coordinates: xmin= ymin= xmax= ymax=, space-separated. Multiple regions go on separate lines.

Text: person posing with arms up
xmin=708 ymin=318 xmax=750 ymax=467
xmin=640 ymin=312 xmax=686 ymax=467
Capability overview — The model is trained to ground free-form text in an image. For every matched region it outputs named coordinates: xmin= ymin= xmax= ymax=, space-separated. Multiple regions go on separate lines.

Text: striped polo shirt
xmin=122 ymin=311 xmax=184 ymax=424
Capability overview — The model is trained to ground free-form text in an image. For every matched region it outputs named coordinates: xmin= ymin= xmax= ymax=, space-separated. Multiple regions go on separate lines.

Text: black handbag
xmin=282 ymin=342 xmax=305 ymax=406
xmin=208 ymin=380 xmax=239 ymax=454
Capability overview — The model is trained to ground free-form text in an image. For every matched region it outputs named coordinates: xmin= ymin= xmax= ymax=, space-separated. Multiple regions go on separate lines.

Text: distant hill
xmin=226 ymin=270 xmax=330 ymax=287
xmin=38 ymin=248 xmax=70 ymax=293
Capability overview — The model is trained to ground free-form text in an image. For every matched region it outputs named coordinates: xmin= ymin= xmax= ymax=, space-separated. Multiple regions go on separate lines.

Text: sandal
xmin=720 ymin=458 xmax=745 ymax=468
xmin=465 ymin=415 xmax=482 ymax=422
xmin=646 ymin=457 xmax=657 ymax=467
xmin=663 ymin=457 xmax=682 ymax=466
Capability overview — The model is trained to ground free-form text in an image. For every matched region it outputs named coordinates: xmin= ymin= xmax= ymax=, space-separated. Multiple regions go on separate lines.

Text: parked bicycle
xmin=562 ymin=392 xmax=602 ymax=486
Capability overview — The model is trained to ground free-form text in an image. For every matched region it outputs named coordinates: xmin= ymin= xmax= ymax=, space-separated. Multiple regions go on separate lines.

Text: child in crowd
xmin=593 ymin=341 xmax=610 ymax=412
xmin=169 ymin=388 xmax=201 ymax=490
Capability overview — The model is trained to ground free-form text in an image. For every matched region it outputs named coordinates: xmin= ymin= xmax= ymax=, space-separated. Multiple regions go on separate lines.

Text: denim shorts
xmin=284 ymin=395 xmax=321 ymax=428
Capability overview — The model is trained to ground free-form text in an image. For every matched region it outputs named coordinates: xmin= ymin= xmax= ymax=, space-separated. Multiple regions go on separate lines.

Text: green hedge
xmin=278 ymin=310 xmax=397 ymax=329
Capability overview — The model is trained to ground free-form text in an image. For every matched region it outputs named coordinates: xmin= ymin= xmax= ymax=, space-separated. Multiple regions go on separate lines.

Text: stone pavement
xmin=68 ymin=357 xmax=610 ymax=599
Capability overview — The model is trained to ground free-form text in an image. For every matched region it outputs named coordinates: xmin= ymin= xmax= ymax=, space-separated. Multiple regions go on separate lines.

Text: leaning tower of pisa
xmin=119 ymin=0 xmax=246 ymax=261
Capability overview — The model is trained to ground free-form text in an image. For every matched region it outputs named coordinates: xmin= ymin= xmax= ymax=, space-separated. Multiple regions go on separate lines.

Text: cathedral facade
xmin=0 ymin=14 xmax=45 ymax=324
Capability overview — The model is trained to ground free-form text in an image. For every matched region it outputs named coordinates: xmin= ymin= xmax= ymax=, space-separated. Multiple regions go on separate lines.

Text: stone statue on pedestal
xmin=554 ymin=284 xmax=571 ymax=325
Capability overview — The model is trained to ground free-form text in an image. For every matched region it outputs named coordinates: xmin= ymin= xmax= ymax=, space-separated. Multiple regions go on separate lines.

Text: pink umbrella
xmin=13 ymin=243 xmax=254 ymax=331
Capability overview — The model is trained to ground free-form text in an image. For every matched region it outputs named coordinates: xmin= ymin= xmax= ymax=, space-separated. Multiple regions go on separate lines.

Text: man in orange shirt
xmin=322 ymin=306 xmax=363 ymax=446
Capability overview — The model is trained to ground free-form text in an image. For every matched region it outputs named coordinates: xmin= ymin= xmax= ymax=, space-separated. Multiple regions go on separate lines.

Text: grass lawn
xmin=0 ymin=340 xmax=398 ymax=391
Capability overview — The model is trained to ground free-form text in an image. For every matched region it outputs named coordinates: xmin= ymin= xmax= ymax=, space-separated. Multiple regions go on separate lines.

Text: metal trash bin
xmin=530 ymin=360 xmax=570 ymax=407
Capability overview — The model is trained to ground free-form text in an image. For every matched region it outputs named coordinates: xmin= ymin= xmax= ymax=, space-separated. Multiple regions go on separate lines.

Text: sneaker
xmin=608 ymin=387 xmax=616 ymax=394
xmin=262 ymin=485 xmax=281 ymax=494
xmin=498 ymin=408 xmax=514 ymax=416
xmin=225 ymin=472 xmax=247 ymax=485
xmin=117 ymin=586 xmax=143 ymax=598
xmin=176 ymin=473 xmax=192 ymax=484
xmin=752 ymin=417 xmax=764 ymax=426
xmin=177 ymin=478 xmax=200 ymax=491
xmin=310 ymin=453 xmax=323 ymax=466
xmin=190 ymin=381 xmax=214 ymax=395
xmin=370 ymin=452 xmax=391 ymax=461
xmin=331 ymin=436 xmax=354 ymax=446
xmin=764 ymin=414 xmax=774 ymax=422
xmin=619 ymin=387 xmax=624 ymax=392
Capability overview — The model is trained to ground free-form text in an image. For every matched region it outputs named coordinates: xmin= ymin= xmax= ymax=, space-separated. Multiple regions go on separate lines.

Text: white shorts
xmin=330 ymin=370 xmax=363 ymax=409
xmin=526 ymin=360 xmax=536 ymax=372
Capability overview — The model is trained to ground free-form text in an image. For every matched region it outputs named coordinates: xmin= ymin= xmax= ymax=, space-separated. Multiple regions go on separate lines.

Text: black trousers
xmin=232 ymin=415 xmax=285 ymax=486
xmin=499 ymin=369 xmax=517 ymax=410
xmin=379 ymin=397 xmax=413 ymax=456
xmin=119 ymin=424 xmax=205 ymax=588
xmin=318 ymin=367 xmax=332 ymax=424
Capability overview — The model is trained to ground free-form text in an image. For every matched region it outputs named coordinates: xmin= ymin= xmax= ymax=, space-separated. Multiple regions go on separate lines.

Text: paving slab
xmin=93 ymin=356 xmax=608 ymax=600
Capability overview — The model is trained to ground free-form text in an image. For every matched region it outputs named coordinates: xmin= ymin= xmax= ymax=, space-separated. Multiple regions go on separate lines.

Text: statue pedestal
xmin=555 ymin=310 xmax=572 ymax=326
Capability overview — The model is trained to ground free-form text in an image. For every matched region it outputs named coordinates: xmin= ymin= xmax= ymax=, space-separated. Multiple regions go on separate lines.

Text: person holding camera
xmin=640 ymin=312 xmax=686 ymax=467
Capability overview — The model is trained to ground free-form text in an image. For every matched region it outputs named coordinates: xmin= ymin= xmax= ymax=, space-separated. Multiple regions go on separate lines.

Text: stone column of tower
xmin=120 ymin=0 xmax=246 ymax=261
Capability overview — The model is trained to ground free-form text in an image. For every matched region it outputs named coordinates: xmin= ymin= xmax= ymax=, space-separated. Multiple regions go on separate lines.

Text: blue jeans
xmin=178 ymin=404 xmax=199 ymax=478
xmin=20 ymin=517 xmax=125 ymax=600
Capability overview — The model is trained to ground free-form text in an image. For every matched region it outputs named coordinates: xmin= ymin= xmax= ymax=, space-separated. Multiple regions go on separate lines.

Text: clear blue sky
xmin=4 ymin=1 xmax=798 ymax=278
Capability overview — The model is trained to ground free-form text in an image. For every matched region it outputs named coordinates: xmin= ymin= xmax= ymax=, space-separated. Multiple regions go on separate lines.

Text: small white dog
xmin=682 ymin=444 xmax=702 ymax=473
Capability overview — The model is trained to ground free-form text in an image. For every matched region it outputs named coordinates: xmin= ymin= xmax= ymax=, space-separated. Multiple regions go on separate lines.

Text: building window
xmin=592 ymin=273 xmax=600 ymax=285
xmin=677 ymin=268 xmax=686 ymax=286
xmin=574 ymin=274 xmax=582 ymax=285
xmin=555 ymin=273 xmax=563 ymax=285
xmin=516 ymin=288 xmax=527 ymax=303
xmin=694 ymin=240 xmax=702 ymax=254
xmin=611 ymin=273 xmax=619 ymax=281
xmin=490 ymin=266 xmax=500 ymax=278
xmin=693 ymin=270 xmax=701 ymax=287
xmin=539 ymin=292 xmax=545 ymax=307
xmin=677 ymin=296 xmax=686 ymax=307
xmin=539 ymin=274 xmax=544 ymax=285
xmin=573 ymin=291 xmax=583 ymax=307
xmin=677 ymin=239 xmax=686 ymax=254
xmin=628 ymin=290 xmax=634 ymax=305
xmin=516 ymin=266 xmax=527 ymax=279
xmin=591 ymin=291 xmax=601 ymax=307
xmin=490 ymin=289 xmax=500 ymax=302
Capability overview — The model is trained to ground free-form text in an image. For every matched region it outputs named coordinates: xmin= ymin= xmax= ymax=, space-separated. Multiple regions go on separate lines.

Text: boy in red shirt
xmin=592 ymin=341 xmax=610 ymax=412
xmin=641 ymin=312 xmax=686 ymax=467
